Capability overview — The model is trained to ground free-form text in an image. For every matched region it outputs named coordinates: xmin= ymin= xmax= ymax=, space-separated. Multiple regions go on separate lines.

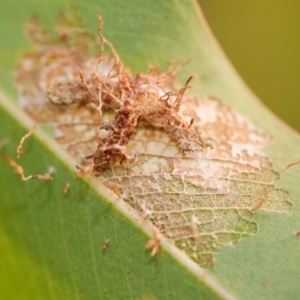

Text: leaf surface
xmin=1 ymin=0 xmax=300 ymax=299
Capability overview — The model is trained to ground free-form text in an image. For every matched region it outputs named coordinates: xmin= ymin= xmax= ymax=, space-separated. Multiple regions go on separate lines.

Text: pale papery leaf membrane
xmin=15 ymin=13 xmax=291 ymax=267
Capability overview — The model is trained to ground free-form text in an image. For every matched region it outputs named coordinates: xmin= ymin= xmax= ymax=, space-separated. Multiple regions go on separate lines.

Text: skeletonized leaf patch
xmin=15 ymin=12 xmax=291 ymax=266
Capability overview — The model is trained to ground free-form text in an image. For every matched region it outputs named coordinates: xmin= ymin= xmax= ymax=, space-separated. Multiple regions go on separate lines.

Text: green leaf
xmin=1 ymin=1 xmax=300 ymax=299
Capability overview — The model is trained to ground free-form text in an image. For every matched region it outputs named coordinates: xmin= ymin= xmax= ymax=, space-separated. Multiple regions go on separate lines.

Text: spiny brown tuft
xmin=16 ymin=13 xmax=212 ymax=175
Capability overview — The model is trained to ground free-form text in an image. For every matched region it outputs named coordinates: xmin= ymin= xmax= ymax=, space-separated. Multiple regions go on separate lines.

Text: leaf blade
xmin=1 ymin=0 xmax=300 ymax=299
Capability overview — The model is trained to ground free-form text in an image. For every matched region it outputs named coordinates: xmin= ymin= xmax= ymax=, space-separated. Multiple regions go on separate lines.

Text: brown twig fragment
xmin=145 ymin=226 xmax=161 ymax=257
xmin=75 ymin=162 xmax=95 ymax=175
xmin=96 ymin=14 xmax=104 ymax=70
xmin=1 ymin=152 xmax=53 ymax=182
xmin=16 ymin=13 xmax=213 ymax=176
xmin=17 ymin=126 xmax=35 ymax=158
xmin=174 ymin=76 xmax=193 ymax=112
xmin=23 ymin=173 xmax=53 ymax=181
xmin=286 ymin=160 xmax=300 ymax=170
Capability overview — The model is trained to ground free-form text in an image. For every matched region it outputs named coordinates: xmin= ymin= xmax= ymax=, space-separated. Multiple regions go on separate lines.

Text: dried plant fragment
xmin=17 ymin=127 xmax=35 ymax=158
xmin=15 ymin=13 xmax=291 ymax=267
xmin=16 ymin=12 xmax=211 ymax=177
xmin=286 ymin=160 xmax=300 ymax=170
xmin=1 ymin=153 xmax=53 ymax=182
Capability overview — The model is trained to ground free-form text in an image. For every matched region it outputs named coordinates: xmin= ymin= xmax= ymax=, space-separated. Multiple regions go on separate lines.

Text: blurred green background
xmin=198 ymin=1 xmax=300 ymax=133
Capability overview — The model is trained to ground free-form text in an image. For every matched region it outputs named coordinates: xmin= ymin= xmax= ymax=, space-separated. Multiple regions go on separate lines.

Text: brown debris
xmin=17 ymin=127 xmax=35 ymax=158
xmin=15 ymin=12 xmax=212 ymax=176
xmin=1 ymin=152 xmax=53 ymax=182
xmin=75 ymin=162 xmax=95 ymax=176
xmin=286 ymin=160 xmax=300 ymax=170
xmin=88 ymin=72 xmax=212 ymax=172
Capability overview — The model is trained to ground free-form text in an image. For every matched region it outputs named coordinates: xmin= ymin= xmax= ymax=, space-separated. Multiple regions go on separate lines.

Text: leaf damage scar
xmin=16 ymin=126 xmax=36 ymax=158
xmin=15 ymin=12 xmax=291 ymax=266
xmin=15 ymin=13 xmax=212 ymax=177
xmin=286 ymin=159 xmax=300 ymax=170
